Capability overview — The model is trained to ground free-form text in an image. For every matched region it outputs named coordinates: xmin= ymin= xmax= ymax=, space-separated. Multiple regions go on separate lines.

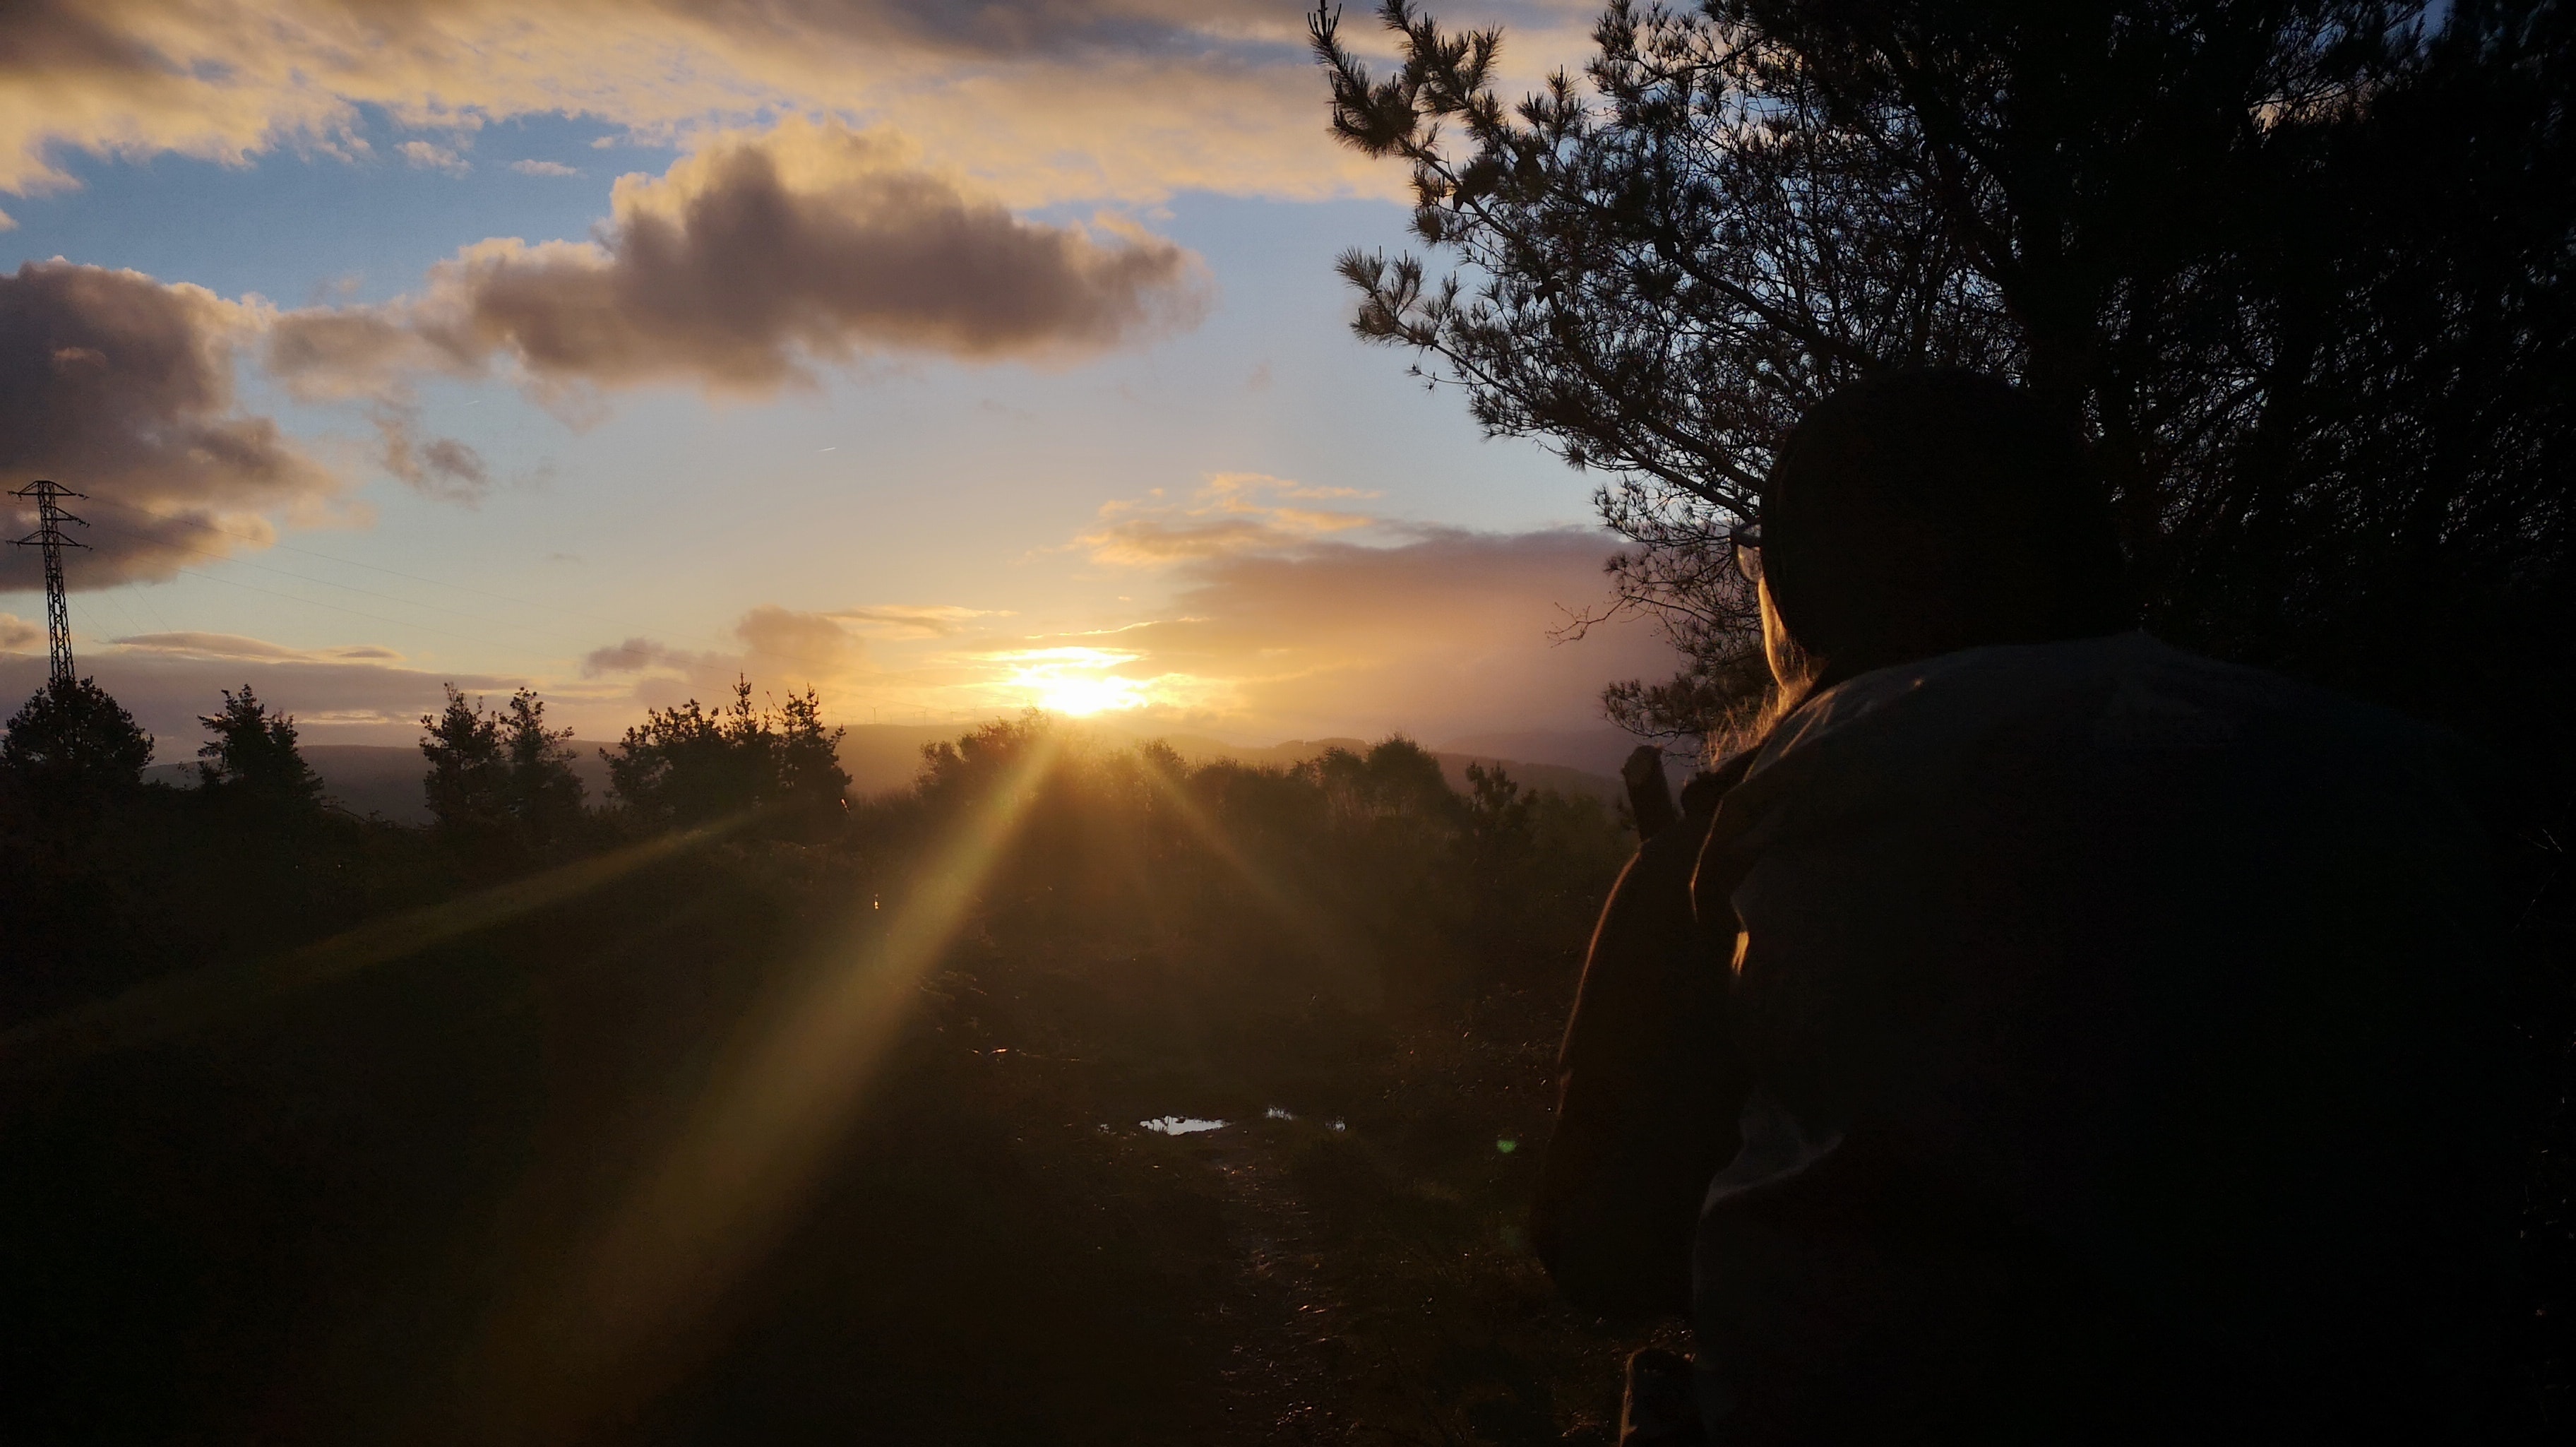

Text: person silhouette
xmin=1534 ymin=371 xmax=2515 ymax=1443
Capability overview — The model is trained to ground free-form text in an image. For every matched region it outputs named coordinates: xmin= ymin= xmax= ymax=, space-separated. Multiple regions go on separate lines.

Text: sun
xmin=1001 ymin=648 xmax=1152 ymax=716
xmin=1035 ymin=671 xmax=1148 ymax=716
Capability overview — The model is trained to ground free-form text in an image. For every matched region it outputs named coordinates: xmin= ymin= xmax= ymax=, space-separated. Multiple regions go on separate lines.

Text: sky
xmin=0 ymin=0 xmax=1681 ymax=757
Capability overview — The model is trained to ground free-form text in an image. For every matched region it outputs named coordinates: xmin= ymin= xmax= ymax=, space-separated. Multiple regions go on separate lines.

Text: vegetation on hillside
xmin=0 ymin=677 xmax=1674 ymax=1443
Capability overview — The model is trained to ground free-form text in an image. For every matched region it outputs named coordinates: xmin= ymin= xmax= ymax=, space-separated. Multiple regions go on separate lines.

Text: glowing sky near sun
xmin=0 ymin=1 xmax=1680 ymax=752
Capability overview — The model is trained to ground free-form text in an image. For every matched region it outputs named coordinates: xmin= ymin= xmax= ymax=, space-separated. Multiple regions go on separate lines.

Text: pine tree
xmin=606 ymin=679 xmax=849 ymax=830
xmin=196 ymin=685 xmax=324 ymax=810
xmin=772 ymin=686 xmax=849 ymax=818
xmin=422 ymin=685 xmax=587 ymax=848
xmin=498 ymin=689 xmax=585 ymax=843
xmin=420 ymin=684 xmax=506 ymax=836
xmin=605 ymin=677 xmax=775 ymax=826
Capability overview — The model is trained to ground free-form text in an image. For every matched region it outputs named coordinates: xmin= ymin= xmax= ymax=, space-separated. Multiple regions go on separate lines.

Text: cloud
xmin=0 ymin=0 xmax=1449 ymax=219
xmin=733 ymin=604 xmax=864 ymax=683
xmin=367 ymin=404 xmax=491 ymax=502
xmin=508 ymin=159 xmax=578 ymax=177
xmin=109 ymin=631 xmax=405 ymax=665
xmin=0 ymin=630 xmax=527 ymax=746
xmin=0 ymin=260 xmax=340 ymax=589
xmin=647 ymin=523 xmax=1678 ymax=743
xmin=896 ymin=517 xmax=1679 ymax=736
xmin=582 ymin=604 xmax=870 ymax=708
xmin=0 ymin=528 xmax=1675 ymax=754
xmin=823 ymin=604 xmax=1009 ymax=638
xmin=581 ymin=637 xmax=686 ymax=677
xmin=396 ymin=138 xmax=470 ymax=174
xmin=1005 ymin=527 xmax=1681 ymax=739
xmin=268 ymin=120 xmax=1213 ymax=400
xmin=1076 ymin=472 xmax=1382 ymax=566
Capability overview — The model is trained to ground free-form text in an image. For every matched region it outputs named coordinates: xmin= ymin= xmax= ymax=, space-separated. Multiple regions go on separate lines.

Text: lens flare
xmin=0 ymin=814 xmax=760 ymax=1076
xmin=1135 ymin=761 xmax=1378 ymax=1008
xmin=484 ymin=730 xmax=1066 ymax=1436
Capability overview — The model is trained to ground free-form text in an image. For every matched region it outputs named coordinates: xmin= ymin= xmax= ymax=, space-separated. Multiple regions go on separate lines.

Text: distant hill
xmin=143 ymin=722 xmax=1642 ymax=823
xmin=837 ymin=724 xmax=1632 ymax=806
xmin=145 ymin=744 xmax=618 ymax=825
xmin=1432 ymin=727 xmax=1687 ymax=780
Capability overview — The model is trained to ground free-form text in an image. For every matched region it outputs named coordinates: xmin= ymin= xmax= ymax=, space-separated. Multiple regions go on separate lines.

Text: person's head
xmin=1754 ymin=369 xmax=2132 ymax=690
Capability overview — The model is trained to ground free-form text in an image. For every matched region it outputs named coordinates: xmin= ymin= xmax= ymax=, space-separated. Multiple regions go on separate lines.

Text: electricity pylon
xmin=11 ymin=480 xmax=88 ymax=685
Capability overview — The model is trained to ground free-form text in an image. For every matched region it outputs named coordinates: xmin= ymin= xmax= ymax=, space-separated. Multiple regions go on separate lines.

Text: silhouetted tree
xmin=606 ymin=678 xmax=775 ymax=827
xmin=773 ymin=686 xmax=851 ymax=822
xmin=196 ymin=685 xmax=323 ymax=810
xmin=421 ymin=684 xmax=506 ymax=837
xmin=1315 ymin=1 xmax=2574 ymax=761
xmin=1 ymin=677 xmax=153 ymax=811
xmin=422 ymin=685 xmax=586 ymax=850
xmin=607 ymin=680 xmax=854 ymax=830
xmin=1304 ymin=737 xmax=1459 ymax=826
xmin=917 ymin=710 xmax=1055 ymax=807
xmin=498 ymin=689 xmax=586 ymax=842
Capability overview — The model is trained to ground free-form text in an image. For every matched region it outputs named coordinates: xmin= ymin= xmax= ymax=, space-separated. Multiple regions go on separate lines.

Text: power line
xmin=85 ymin=583 xmax=149 ymax=647
xmin=74 ymin=532 xmax=570 ymax=663
xmin=119 ymin=580 xmax=175 ymax=635
xmin=28 ymin=492 xmax=772 ymax=674
xmin=81 ymin=515 xmax=550 ymax=641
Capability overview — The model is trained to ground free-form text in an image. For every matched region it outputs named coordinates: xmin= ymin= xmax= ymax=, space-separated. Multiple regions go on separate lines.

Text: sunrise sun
xmin=1036 ymin=672 xmax=1147 ymax=716
xmin=1004 ymin=648 xmax=1150 ymax=716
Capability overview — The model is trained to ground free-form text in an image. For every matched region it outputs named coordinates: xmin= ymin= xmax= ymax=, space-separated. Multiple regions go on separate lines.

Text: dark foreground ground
xmin=1 ymin=840 xmax=1669 ymax=1445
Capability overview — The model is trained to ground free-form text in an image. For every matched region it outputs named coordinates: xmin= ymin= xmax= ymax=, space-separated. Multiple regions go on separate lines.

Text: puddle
xmin=1140 ymin=1116 xmax=1228 ymax=1136
xmin=1134 ymin=1112 xmax=1341 ymax=1136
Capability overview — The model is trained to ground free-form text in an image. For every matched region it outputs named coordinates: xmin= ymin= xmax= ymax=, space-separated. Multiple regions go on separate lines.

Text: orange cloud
xmin=0 ymin=0 xmax=1419 ymax=220
xmin=1062 ymin=527 xmax=1675 ymax=738
xmin=17 ymin=523 xmax=1673 ymax=750
xmin=875 ymin=522 xmax=1677 ymax=738
xmin=823 ymin=605 xmax=1012 ymax=639
xmin=1075 ymin=472 xmax=1382 ymax=565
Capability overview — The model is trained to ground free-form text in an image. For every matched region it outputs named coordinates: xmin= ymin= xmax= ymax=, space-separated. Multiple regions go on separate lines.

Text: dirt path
xmin=1191 ymin=1122 xmax=1357 ymax=1446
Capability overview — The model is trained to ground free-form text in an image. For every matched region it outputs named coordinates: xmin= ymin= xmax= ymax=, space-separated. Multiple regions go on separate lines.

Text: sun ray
xmin=1135 ymin=759 xmax=1376 ymax=1002
xmin=0 ymin=812 xmax=764 ymax=1076
xmin=482 ymin=729 xmax=1067 ymax=1436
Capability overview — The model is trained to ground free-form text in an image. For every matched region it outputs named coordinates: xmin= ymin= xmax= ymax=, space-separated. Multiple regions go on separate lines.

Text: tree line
xmin=0 ymin=669 xmax=1622 ymax=1025
xmin=0 ymin=671 xmax=855 ymax=1018
xmin=0 ymin=672 xmax=852 ymax=841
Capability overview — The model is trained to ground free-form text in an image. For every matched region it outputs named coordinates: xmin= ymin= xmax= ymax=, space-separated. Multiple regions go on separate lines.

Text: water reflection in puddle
xmin=1133 ymin=1110 xmax=1347 ymax=1136
xmin=1140 ymin=1116 xmax=1228 ymax=1135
